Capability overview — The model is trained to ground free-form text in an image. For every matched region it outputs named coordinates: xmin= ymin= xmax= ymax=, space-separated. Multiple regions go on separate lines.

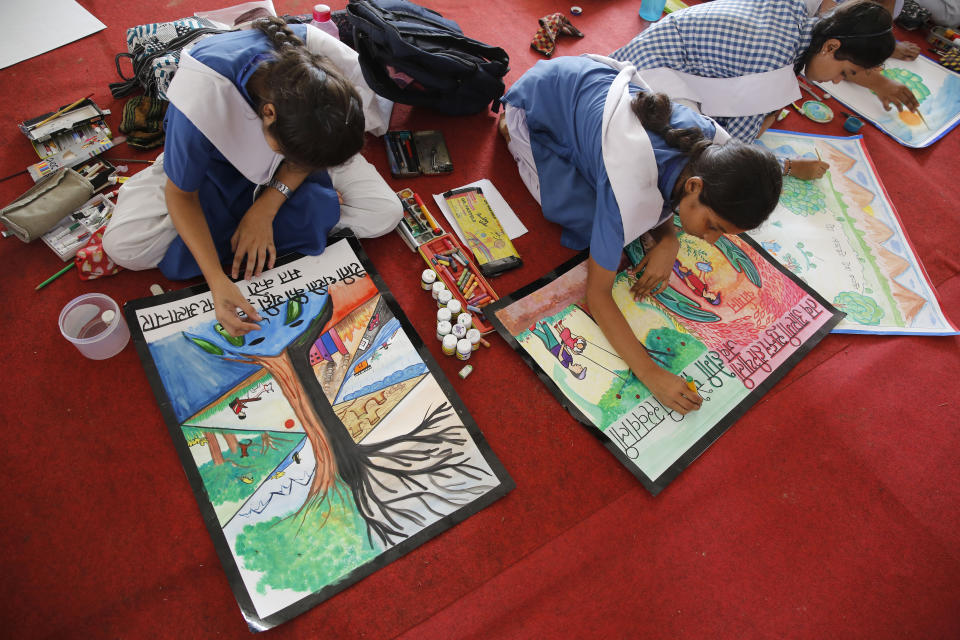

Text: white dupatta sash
xmin=165 ymin=25 xmax=391 ymax=186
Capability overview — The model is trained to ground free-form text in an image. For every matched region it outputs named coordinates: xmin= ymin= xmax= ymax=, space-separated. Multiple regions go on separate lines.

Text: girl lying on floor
xmin=499 ymin=55 xmax=783 ymax=415
xmin=103 ymin=17 xmax=402 ymax=336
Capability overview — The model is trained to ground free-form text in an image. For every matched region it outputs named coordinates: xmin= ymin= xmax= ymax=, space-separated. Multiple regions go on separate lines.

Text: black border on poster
xmin=123 ymin=232 xmax=515 ymax=631
xmin=486 ymin=233 xmax=843 ymax=496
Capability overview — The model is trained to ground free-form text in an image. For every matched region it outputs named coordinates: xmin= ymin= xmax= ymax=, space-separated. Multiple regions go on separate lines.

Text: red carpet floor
xmin=1 ymin=1 xmax=958 ymax=638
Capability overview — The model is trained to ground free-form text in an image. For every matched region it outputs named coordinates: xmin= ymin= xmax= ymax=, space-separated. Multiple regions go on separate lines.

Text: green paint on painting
xmin=833 ymin=291 xmax=884 ymax=325
xmin=780 ymin=175 xmax=826 ymax=217
xmin=235 ymin=484 xmax=381 ymax=594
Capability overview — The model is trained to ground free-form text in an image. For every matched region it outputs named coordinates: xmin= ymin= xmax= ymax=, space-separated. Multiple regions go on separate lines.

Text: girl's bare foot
xmin=497 ymin=111 xmax=511 ymax=143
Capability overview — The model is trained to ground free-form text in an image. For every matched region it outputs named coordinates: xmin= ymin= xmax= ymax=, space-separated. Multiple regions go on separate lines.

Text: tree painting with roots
xmin=184 ymin=287 xmax=498 ymax=579
xmin=129 ymin=241 xmax=510 ymax=627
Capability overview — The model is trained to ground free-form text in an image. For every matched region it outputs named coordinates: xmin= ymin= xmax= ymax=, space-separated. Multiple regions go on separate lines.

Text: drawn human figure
xmin=673 ymin=259 xmax=722 ymax=305
xmin=229 ymin=395 xmax=262 ymax=420
xmin=554 ymin=319 xmax=587 ymax=354
xmin=530 ymin=321 xmax=587 ymax=379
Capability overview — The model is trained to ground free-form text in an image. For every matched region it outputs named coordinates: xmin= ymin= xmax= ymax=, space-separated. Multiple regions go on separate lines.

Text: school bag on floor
xmin=344 ymin=0 xmax=510 ymax=115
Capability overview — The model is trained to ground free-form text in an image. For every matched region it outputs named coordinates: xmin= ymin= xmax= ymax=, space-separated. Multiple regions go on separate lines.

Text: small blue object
xmin=570 ymin=6 xmax=582 ymax=15
xmin=639 ymin=0 xmax=668 ymax=21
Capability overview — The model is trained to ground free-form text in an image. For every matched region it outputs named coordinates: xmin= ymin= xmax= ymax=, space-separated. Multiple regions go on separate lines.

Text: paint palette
xmin=800 ymin=100 xmax=834 ymax=123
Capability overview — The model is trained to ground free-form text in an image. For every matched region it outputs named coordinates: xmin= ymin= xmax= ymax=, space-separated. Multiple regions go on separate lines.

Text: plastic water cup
xmin=639 ymin=0 xmax=668 ymax=21
xmin=58 ymin=293 xmax=130 ymax=360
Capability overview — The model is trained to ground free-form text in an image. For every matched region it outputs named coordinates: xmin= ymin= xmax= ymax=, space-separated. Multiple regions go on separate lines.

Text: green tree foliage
xmin=235 ymin=484 xmax=381 ymax=594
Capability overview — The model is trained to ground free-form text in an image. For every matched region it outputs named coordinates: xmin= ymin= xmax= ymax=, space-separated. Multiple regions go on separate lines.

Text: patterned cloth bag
xmin=109 ymin=18 xmax=225 ymax=101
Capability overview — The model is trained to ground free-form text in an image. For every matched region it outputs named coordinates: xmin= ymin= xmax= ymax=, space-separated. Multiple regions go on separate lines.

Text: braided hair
xmin=797 ymin=1 xmax=895 ymax=74
xmin=630 ymin=91 xmax=782 ymax=231
xmin=250 ymin=17 xmax=365 ymax=169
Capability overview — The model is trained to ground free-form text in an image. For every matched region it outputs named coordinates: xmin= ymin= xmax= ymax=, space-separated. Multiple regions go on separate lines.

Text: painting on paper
xmin=487 ymin=230 xmax=842 ymax=495
xmin=125 ymin=235 xmax=513 ymax=630
xmin=817 ymin=54 xmax=960 ymax=147
xmin=755 ymin=130 xmax=956 ymax=335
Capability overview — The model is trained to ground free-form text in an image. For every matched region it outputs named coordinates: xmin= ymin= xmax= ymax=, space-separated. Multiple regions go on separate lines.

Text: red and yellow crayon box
xmin=418 ymin=234 xmax=498 ymax=334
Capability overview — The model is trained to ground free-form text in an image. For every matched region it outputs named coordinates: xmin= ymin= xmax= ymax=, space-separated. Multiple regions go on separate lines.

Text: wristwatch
xmin=267 ymin=178 xmax=293 ymax=199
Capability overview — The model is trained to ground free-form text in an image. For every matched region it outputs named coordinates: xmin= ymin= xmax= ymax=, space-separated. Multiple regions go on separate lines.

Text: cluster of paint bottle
xmin=424 ymin=268 xmax=481 ymax=362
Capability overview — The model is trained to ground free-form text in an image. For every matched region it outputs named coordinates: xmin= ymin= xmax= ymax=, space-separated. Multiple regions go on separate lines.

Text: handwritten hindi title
xmin=138 ymin=262 xmax=366 ymax=333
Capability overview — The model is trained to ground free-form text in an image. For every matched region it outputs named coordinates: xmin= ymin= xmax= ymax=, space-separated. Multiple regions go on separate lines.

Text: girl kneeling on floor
xmin=500 ymin=55 xmax=783 ymax=415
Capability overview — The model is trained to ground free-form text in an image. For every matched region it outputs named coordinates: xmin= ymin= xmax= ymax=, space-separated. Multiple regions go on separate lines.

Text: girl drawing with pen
xmin=610 ymin=0 xmax=902 ymax=180
xmin=103 ymin=17 xmax=402 ymax=336
xmin=499 ymin=55 xmax=782 ymax=415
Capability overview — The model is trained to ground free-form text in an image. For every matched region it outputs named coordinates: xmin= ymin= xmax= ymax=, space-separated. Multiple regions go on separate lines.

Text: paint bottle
xmin=421 ymin=268 xmax=437 ymax=290
xmin=446 ymin=298 xmax=463 ymax=316
xmin=436 ymin=320 xmax=452 ymax=341
xmin=442 ymin=333 xmax=458 ymax=356
xmin=452 ymin=323 xmax=467 ymax=340
xmin=456 ymin=338 xmax=472 ymax=360
xmin=437 ymin=307 xmax=452 ymax=324
xmin=466 ymin=328 xmax=481 ymax=351
xmin=437 ymin=290 xmax=452 ymax=308
xmin=456 ymin=312 xmax=473 ymax=329
xmin=431 ymin=280 xmax=446 ymax=300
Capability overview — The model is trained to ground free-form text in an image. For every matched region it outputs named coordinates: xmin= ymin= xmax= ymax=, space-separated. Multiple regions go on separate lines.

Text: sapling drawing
xmin=184 ymin=289 xmax=496 ymax=548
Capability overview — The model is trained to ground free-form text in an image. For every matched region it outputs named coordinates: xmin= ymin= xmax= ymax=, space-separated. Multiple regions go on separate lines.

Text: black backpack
xmin=345 ymin=0 xmax=510 ymax=115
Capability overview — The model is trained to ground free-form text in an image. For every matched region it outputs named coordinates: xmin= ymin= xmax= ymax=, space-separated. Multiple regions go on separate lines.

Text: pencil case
xmin=0 ymin=167 xmax=93 ymax=242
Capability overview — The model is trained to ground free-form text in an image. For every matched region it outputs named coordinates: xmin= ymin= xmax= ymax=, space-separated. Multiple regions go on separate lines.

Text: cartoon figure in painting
xmin=229 ymin=395 xmax=261 ymax=420
xmin=673 ymin=259 xmax=721 ymax=305
xmin=529 ymin=321 xmax=587 ymax=380
xmin=555 ymin=319 xmax=587 ymax=355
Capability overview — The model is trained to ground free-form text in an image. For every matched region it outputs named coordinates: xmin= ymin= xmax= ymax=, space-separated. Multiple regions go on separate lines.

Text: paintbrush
xmin=916 ymin=109 xmax=931 ymax=130
xmin=797 ymin=79 xmax=823 ymax=101
xmin=32 ymin=93 xmax=94 ymax=129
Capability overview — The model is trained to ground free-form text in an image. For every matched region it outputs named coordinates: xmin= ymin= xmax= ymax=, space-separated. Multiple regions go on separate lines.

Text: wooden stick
xmin=33 ymin=93 xmax=94 ymax=128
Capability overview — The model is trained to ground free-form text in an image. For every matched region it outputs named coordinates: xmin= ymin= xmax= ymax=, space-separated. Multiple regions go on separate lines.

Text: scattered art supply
xmin=442 ymin=333 xmax=458 ymax=355
xmin=421 ymin=267 xmax=437 ymax=289
xmin=754 ymin=130 xmax=957 ymax=334
xmin=818 ymin=54 xmax=960 ymax=147
xmin=395 ymin=187 xmax=439 ymax=250
xmin=124 ymin=236 xmax=513 ymax=629
xmin=149 ymin=284 xmax=165 ymax=296
xmin=384 ymin=129 xmax=452 ymax=178
xmin=20 ymin=97 xmax=115 ymax=181
xmin=488 ymin=227 xmax=842 ymax=495
xmin=443 ymin=186 xmax=522 ymax=277
xmin=35 ymin=262 xmax=76 ymax=290
xmin=41 ymin=191 xmax=115 ymax=260
xmin=798 ymin=100 xmax=833 ymax=123
xmin=418 ymin=234 xmax=500 ymax=334
xmin=458 ymin=364 xmax=474 ymax=379
xmin=840 ymin=112 xmax=864 ymax=133
xmin=59 ymin=292 xmax=129 ymax=359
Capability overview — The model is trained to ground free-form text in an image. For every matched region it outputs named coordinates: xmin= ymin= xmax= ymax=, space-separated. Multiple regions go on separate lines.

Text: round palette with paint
xmin=801 ymin=100 xmax=834 ymax=123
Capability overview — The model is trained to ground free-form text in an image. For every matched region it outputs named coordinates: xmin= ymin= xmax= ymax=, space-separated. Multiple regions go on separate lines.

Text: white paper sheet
xmin=0 ymin=0 xmax=105 ymax=70
xmin=432 ymin=178 xmax=528 ymax=245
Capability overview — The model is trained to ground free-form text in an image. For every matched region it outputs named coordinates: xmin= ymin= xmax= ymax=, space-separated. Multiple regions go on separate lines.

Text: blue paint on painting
xmin=149 ymin=333 xmax=258 ymax=423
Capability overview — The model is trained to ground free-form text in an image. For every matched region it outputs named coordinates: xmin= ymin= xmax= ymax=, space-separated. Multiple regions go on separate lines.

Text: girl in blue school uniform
xmin=499 ymin=55 xmax=783 ymax=415
xmin=611 ymin=0 xmax=902 ymax=180
xmin=103 ymin=18 xmax=402 ymax=336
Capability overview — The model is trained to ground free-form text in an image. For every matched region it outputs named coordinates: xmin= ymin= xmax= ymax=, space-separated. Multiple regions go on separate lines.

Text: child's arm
xmin=628 ymin=217 xmax=680 ymax=299
xmin=587 ymin=257 xmax=702 ymax=415
xmin=231 ymin=162 xmax=310 ymax=281
xmin=165 ymin=180 xmax=263 ymax=337
xmin=845 ymin=70 xmax=920 ymax=112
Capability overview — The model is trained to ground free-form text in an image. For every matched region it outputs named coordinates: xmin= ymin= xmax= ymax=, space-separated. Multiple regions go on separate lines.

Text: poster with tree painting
xmin=125 ymin=235 xmax=513 ymax=630
xmin=488 ymin=229 xmax=842 ymax=495
xmin=817 ymin=54 xmax=960 ymax=147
